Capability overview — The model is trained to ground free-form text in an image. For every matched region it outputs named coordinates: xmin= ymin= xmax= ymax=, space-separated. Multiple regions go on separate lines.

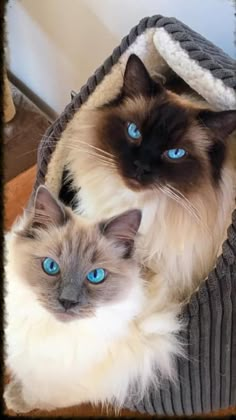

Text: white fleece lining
xmin=153 ymin=28 xmax=236 ymax=111
xmin=85 ymin=29 xmax=169 ymax=109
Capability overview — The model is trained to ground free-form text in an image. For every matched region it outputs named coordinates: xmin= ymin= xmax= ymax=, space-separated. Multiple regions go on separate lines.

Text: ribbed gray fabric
xmin=124 ymin=222 xmax=236 ymax=415
xmin=32 ymin=15 xmax=236 ymax=415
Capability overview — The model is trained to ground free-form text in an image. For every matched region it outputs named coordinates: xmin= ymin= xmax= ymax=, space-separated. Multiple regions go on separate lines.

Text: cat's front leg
xmin=4 ymin=379 xmax=35 ymax=414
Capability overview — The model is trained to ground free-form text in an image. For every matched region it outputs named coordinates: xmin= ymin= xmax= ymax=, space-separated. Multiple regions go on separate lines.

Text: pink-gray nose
xmin=59 ymin=283 xmax=79 ymax=310
xmin=59 ymin=298 xmax=77 ymax=310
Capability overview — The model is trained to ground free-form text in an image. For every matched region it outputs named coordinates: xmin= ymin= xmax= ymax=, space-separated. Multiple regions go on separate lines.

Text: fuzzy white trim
xmin=153 ymin=28 xmax=236 ymax=110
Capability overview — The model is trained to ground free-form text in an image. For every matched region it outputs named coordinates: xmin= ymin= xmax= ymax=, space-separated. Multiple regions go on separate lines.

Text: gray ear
xmin=123 ymin=54 xmax=163 ymax=98
xmin=198 ymin=110 xmax=236 ymax=140
xmin=100 ymin=209 xmax=142 ymax=258
xmin=32 ymin=186 xmax=66 ymax=229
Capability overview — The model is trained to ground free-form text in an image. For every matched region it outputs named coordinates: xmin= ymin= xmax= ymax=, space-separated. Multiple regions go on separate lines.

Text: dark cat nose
xmin=134 ymin=160 xmax=151 ymax=174
xmin=59 ymin=284 xmax=79 ymax=310
xmin=59 ymin=298 xmax=77 ymax=311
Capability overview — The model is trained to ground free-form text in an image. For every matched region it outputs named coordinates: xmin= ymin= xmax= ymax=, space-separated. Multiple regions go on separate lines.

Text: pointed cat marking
xmin=5 ymin=187 xmax=183 ymax=412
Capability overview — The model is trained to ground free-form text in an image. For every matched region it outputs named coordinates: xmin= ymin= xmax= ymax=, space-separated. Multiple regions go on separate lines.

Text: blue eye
xmin=166 ymin=148 xmax=187 ymax=160
xmin=87 ymin=268 xmax=106 ymax=284
xmin=127 ymin=122 xmax=141 ymax=140
xmin=42 ymin=257 xmax=60 ymax=276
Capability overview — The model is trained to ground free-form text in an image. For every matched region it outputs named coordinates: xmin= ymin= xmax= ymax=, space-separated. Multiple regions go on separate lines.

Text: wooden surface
xmin=4 ymin=166 xmax=236 ymax=417
xmin=4 ymin=71 xmax=16 ymax=123
xmin=4 ymin=165 xmax=36 ymax=231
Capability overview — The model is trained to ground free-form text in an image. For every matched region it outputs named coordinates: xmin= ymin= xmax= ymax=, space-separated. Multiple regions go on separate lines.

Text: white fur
xmin=5 ymin=230 xmax=183 ymax=412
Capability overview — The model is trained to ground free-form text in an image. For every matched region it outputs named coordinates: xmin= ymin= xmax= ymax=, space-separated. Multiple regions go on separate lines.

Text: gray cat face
xmin=14 ymin=186 xmax=142 ymax=322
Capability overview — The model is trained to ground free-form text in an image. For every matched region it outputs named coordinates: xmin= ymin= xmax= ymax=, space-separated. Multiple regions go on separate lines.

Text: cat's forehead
xmin=108 ymin=92 xmax=195 ymax=130
xmin=51 ymin=219 xmax=100 ymax=255
xmin=19 ymin=216 xmax=99 ymax=259
xmin=34 ymin=217 xmax=123 ymax=263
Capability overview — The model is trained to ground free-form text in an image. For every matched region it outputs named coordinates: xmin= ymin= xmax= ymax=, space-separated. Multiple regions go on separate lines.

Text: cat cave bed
xmin=33 ymin=16 xmax=236 ymax=416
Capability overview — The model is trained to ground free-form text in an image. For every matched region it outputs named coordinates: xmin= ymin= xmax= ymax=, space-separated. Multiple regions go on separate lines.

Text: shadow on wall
xmin=7 ymin=0 xmax=235 ymax=115
xmin=18 ymin=0 xmax=119 ymax=84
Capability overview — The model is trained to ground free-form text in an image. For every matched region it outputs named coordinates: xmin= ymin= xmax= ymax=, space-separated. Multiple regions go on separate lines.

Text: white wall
xmin=7 ymin=0 xmax=235 ymax=116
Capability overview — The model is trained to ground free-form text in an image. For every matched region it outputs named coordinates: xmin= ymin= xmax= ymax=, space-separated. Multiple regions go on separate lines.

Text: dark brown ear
xmin=100 ymin=209 xmax=142 ymax=258
xmin=198 ymin=110 xmax=236 ymax=140
xmin=123 ymin=54 xmax=163 ymax=98
xmin=31 ymin=186 xmax=66 ymax=230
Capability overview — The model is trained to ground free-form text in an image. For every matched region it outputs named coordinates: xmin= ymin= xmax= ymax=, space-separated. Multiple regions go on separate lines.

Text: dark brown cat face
xmin=96 ymin=55 xmax=236 ymax=194
xmin=15 ymin=187 xmax=142 ymax=321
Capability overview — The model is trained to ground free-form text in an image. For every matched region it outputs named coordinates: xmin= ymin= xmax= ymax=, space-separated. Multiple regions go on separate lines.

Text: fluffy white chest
xmin=5 ymin=269 xmax=149 ymax=409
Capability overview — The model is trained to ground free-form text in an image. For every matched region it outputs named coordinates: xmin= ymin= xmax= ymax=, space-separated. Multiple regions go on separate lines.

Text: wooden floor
xmin=4 ymin=166 xmax=236 ymax=418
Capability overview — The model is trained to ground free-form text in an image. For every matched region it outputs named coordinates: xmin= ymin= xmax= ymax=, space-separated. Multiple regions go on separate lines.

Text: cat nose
xmin=59 ymin=284 xmax=79 ymax=310
xmin=59 ymin=298 xmax=77 ymax=310
xmin=134 ymin=160 xmax=151 ymax=174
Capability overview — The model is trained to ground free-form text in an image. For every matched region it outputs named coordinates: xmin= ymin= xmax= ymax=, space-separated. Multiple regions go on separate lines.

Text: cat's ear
xmin=198 ymin=110 xmax=236 ymax=140
xmin=123 ymin=54 xmax=162 ymax=98
xmin=31 ymin=186 xmax=67 ymax=229
xmin=100 ymin=209 xmax=142 ymax=257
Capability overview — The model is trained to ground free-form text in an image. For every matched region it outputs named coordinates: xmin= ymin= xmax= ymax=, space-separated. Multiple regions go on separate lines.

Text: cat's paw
xmin=4 ymin=380 xmax=34 ymax=413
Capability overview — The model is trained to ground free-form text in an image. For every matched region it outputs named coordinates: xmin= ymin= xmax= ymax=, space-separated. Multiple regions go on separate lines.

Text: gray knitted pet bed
xmin=32 ymin=16 xmax=236 ymax=416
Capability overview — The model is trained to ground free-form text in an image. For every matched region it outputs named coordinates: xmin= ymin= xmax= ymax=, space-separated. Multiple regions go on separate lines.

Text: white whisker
xmin=157 ymin=184 xmax=209 ymax=232
xmin=165 ymin=185 xmax=200 ymax=220
xmin=74 ymin=147 xmax=117 ymax=167
xmin=76 ymin=140 xmax=114 ymax=159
